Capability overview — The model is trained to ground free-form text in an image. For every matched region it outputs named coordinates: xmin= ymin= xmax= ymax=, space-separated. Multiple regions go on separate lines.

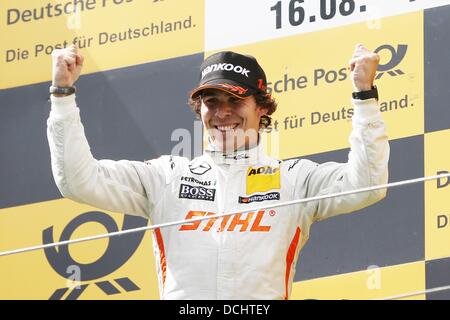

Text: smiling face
xmin=200 ymin=89 xmax=268 ymax=152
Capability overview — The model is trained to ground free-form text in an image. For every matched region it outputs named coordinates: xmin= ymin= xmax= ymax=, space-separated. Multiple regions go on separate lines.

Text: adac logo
xmin=374 ymin=44 xmax=408 ymax=79
xmin=247 ymin=166 xmax=279 ymax=176
xmin=246 ymin=166 xmax=280 ymax=195
xmin=179 ymin=210 xmax=273 ymax=232
xmin=43 ymin=211 xmax=147 ymax=300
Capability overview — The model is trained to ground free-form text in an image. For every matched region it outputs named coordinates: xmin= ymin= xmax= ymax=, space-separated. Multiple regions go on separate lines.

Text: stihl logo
xmin=202 ymin=63 xmax=250 ymax=78
xmin=179 ymin=210 xmax=272 ymax=232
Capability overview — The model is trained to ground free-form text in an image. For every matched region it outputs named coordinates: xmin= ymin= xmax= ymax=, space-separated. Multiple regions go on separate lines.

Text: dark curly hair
xmin=187 ymin=92 xmax=277 ymax=130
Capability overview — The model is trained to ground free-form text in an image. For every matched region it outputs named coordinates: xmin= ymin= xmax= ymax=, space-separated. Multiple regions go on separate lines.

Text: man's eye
xmin=229 ymin=98 xmax=240 ymax=104
xmin=204 ymin=98 xmax=217 ymax=106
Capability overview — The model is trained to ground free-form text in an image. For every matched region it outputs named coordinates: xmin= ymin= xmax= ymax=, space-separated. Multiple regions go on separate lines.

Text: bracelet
xmin=49 ymin=85 xmax=76 ymax=96
xmin=352 ymin=85 xmax=378 ymax=101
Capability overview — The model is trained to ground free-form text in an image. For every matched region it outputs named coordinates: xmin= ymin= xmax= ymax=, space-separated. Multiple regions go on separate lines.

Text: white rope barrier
xmin=0 ymin=172 xmax=448 ymax=258
xmin=380 ymin=284 xmax=450 ymax=300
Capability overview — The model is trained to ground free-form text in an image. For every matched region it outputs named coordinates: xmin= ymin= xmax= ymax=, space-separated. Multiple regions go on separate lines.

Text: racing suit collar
xmin=204 ymin=137 xmax=272 ymax=165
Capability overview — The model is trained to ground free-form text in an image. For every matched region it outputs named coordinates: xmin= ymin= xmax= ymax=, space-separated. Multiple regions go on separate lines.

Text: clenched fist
xmin=51 ymin=44 xmax=84 ymax=88
xmin=349 ymin=44 xmax=379 ymax=92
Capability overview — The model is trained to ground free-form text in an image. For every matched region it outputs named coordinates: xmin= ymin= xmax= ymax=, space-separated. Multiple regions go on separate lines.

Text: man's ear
xmin=257 ymin=107 xmax=268 ymax=117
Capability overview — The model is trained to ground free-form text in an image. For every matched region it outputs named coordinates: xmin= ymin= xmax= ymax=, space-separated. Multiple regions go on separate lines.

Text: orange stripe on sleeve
xmin=285 ymin=227 xmax=301 ymax=300
xmin=154 ymin=228 xmax=167 ymax=287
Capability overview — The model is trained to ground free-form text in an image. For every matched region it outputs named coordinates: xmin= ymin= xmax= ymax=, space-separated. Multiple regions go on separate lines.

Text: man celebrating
xmin=47 ymin=44 xmax=389 ymax=299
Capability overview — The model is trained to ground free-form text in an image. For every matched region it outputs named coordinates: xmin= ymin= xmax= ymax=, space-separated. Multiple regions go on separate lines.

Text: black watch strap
xmin=49 ymin=86 xmax=76 ymax=95
xmin=352 ymin=85 xmax=378 ymax=101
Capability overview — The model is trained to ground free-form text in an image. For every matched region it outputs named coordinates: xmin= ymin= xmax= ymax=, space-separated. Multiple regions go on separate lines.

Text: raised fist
xmin=51 ymin=44 xmax=84 ymax=87
xmin=349 ymin=44 xmax=380 ymax=92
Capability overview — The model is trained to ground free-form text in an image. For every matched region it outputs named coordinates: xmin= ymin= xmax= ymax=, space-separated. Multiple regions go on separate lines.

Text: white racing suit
xmin=47 ymin=95 xmax=389 ymax=300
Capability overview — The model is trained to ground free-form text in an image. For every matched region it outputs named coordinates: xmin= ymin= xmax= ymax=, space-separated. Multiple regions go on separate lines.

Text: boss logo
xmin=179 ymin=184 xmax=216 ymax=201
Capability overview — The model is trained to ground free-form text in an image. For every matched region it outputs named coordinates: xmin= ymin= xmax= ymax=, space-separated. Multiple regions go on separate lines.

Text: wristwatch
xmin=49 ymin=85 xmax=76 ymax=96
xmin=352 ymin=85 xmax=378 ymax=101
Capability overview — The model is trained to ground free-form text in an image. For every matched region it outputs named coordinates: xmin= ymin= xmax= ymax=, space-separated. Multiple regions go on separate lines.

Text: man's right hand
xmin=51 ymin=44 xmax=84 ymax=88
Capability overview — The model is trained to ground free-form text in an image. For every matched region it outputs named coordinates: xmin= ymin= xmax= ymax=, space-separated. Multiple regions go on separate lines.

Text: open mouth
xmin=215 ymin=124 xmax=239 ymax=132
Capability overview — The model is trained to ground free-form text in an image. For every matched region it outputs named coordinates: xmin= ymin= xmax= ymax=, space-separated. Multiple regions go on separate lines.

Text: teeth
xmin=216 ymin=124 xmax=238 ymax=131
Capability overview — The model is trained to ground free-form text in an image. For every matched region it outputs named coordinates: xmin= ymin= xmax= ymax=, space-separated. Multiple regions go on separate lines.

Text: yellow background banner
xmin=209 ymin=12 xmax=424 ymax=158
xmin=291 ymin=261 xmax=425 ymax=300
xmin=0 ymin=0 xmax=204 ymax=89
xmin=425 ymin=129 xmax=450 ymax=261
xmin=0 ymin=199 xmax=159 ymax=299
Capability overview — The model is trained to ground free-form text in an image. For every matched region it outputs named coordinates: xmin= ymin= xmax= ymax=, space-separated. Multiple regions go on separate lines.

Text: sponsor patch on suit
xmin=239 ymin=192 xmax=280 ymax=204
xmin=179 ymin=184 xmax=216 ymax=201
xmin=246 ymin=166 xmax=280 ymax=194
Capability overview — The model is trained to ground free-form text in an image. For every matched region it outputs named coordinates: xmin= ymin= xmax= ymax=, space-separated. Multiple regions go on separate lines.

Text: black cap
xmin=190 ymin=51 xmax=267 ymax=99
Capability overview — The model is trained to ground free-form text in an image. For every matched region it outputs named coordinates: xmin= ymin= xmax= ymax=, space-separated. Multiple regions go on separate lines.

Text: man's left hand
xmin=349 ymin=44 xmax=380 ymax=92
